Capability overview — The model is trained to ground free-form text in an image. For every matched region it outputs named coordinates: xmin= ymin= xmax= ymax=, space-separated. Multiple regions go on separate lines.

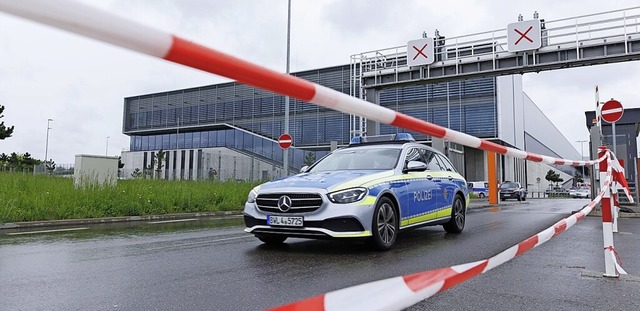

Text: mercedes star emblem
xmin=277 ymin=195 xmax=292 ymax=212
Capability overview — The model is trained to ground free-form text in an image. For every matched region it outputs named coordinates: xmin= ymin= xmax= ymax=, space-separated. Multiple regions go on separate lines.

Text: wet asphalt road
xmin=0 ymin=199 xmax=588 ymax=310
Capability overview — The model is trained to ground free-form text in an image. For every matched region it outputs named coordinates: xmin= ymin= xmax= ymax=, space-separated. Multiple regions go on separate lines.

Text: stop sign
xmin=278 ymin=133 xmax=292 ymax=149
xmin=601 ymin=99 xmax=624 ymax=123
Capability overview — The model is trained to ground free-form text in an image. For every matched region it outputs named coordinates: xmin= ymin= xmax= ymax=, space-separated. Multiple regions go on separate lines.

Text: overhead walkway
xmin=351 ymin=7 xmax=640 ymax=89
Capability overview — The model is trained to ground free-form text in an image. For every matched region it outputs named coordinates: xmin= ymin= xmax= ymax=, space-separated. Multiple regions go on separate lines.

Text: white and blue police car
xmin=243 ymin=133 xmax=469 ymax=250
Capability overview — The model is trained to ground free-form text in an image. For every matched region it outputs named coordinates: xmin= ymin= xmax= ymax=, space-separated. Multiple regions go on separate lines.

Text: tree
xmin=154 ymin=149 xmax=165 ymax=179
xmin=0 ymin=105 xmax=15 ymax=140
xmin=118 ymin=156 xmax=125 ymax=170
xmin=8 ymin=152 xmax=18 ymax=170
xmin=117 ymin=156 xmax=125 ymax=178
xmin=0 ymin=153 xmax=8 ymax=171
xmin=0 ymin=152 xmax=40 ymax=173
xmin=144 ymin=153 xmax=156 ymax=179
xmin=45 ymin=159 xmax=56 ymax=175
xmin=131 ymin=168 xmax=143 ymax=179
xmin=545 ymin=169 xmax=563 ymax=188
xmin=575 ymin=172 xmax=584 ymax=184
xmin=143 ymin=150 xmax=165 ymax=179
xmin=21 ymin=152 xmax=39 ymax=169
xmin=304 ymin=152 xmax=316 ymax=167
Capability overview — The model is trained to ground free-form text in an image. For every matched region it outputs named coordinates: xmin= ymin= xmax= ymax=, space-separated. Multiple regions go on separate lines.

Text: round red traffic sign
xmin=278 ymin=133 xmax=292 ymax=149
xmin=601 ymin=99 xmax=623 ymax=123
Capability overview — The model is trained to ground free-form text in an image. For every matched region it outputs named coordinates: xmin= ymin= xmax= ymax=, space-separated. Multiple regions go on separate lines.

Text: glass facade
xmin=379 ymin=77 xmax=497 ymax=140
xmin=130 ymin=129 xmax=329 ymax=170
xmin=124 ymin=64 xmax=498 ymax=169
xmin=124 ymin=65 xmax=355 ymax=148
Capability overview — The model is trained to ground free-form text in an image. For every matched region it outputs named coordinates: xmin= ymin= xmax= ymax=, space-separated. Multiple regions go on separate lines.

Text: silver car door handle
xmin=448 ymin=176 xmax=453 ymax=180
xmin=426 ymin=174 xmax=433 ymax=180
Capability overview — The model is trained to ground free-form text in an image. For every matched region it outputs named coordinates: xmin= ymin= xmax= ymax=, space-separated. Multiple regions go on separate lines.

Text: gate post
xmin=488 ymin=152 xmax=498 ymax=204
xmin=598 ymin=147 xmax=618 ymax=277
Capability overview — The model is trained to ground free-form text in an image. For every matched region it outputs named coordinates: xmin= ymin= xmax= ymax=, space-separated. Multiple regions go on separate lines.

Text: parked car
xmin=243 ymin=133 xmax=469 ymax=250
xmin=499 ymin=181 xmax=527 ymax=201
xmin=571 ymin=188 xmax=590 ymax=199
xmin=468 ymin=181 xmax=489 ymax=198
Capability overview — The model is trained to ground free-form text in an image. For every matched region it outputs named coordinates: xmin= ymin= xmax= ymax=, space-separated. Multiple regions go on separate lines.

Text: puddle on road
xmin=0 ymin=216 xmax=245 ymax=245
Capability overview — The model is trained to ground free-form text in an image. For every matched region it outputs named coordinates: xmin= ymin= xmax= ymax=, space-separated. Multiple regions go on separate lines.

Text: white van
xmin=467 ymin=181 xmax=489 ymax=198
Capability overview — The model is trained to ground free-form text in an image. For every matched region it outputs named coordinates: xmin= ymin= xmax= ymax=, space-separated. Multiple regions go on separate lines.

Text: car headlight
xmin=327 ymin=187 xmax=367 ymax=204
xmin=247 ymin=188 xmax=258 ymax=203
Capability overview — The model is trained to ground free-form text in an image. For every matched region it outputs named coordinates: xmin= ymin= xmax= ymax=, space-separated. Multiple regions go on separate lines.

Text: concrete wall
xmin=522 ymin=93 xmax=581 ymax=161
xmin=496 ymin=75 xmax=525 ymax=149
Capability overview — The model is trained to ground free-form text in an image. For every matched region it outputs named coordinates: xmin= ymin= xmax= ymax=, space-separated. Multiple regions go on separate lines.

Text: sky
xmin=0 ymin=0 xmax=639 ymax=165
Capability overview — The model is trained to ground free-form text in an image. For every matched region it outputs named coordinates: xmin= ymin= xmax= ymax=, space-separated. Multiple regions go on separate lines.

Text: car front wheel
xmin=369 ymin=197 xmax=399 ymax=251
xmin=444 ymin=195 xmax=465 ymax=233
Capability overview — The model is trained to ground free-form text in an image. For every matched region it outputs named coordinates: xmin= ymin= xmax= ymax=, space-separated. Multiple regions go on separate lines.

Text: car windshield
xmin=309 ymin=147 xmax=401 ymax=172
xmin=500 ymin=182 xmax=518 ymax=189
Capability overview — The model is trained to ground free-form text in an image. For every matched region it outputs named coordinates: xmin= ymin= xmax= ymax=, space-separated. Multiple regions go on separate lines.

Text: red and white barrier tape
xmin=0 ymin=2 xmax=631 ymax=309
xmin=270 ymin=152 xmax=615 ymax=311
xmin=606 ymin=246 xmax=627 ymax=275
xmin=0 ymin=0 xmax=604 ymax=167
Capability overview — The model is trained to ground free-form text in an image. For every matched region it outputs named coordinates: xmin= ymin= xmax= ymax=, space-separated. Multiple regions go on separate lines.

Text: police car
xmin=243 ymin=134 xmax=469 ymax=250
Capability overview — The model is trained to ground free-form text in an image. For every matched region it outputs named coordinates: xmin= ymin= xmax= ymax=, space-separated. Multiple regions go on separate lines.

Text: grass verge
xmin=0 ymin=173 xmax=257 ymax=223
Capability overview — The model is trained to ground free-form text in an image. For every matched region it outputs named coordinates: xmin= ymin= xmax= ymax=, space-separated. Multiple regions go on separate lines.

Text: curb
xmin=3 ymin=201 xmax=637 ymax=231
xmin=1 ymin=201 xmax=522 ymax=230
xmin=0 ymin=211 xmax=244 ymax=230
xmin=468 ymin=200 xmax=530 ymax=210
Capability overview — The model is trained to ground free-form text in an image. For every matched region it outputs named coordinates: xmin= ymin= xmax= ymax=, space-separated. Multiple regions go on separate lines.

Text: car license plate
xmin=267 ymin=215 xmax=303 ymax=227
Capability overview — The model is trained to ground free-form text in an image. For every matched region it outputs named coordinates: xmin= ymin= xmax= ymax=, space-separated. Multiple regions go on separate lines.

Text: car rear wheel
xmin=478 ymin=193 xmax=485 ymax=198
xmin=369 ymin=197 xmax=398 ymax=251
xmin=256 ymin=234 xmax=287 ymax=245
xmin=444 ymin=195 xmax=465 ymax=233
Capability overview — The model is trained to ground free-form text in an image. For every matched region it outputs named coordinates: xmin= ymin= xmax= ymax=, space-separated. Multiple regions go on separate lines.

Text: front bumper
xmin=500 ymin=192 xmax=520 ymax=199
xmin=243 ymin=189 xmax=375 ymax=239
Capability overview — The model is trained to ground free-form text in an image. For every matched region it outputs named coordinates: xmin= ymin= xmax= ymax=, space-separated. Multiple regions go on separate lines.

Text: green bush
xmin=0 ymin=173 xmax=257 ymax=223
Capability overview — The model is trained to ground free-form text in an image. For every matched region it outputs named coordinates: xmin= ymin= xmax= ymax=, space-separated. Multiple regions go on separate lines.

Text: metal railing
xmin=351 ymin=6 xmax=640 ymax=84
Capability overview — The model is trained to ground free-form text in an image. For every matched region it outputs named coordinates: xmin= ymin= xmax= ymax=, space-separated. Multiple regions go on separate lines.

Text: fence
xmin=32 ymin=163 xmax=74 ymax=176
xmin=0 ymin=163 xmax=74 ymax=176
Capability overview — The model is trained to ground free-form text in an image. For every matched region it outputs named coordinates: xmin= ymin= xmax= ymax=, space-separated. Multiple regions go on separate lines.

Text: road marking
xmin=147 ymin=218 xmax=198 ymax=224
xmin=7 ymin=227 xmax=89 ymax=236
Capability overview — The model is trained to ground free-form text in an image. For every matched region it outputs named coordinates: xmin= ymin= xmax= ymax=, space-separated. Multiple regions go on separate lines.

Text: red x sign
xmin=407 ymin=38 xmax=434 ymax=66
xmin=514 ymin=26 xmax=533 ymax=45
xmin=507 ymin=20 xmax=542 ymax=52
xmin=412 ymin=43 xmax=428 ymax=60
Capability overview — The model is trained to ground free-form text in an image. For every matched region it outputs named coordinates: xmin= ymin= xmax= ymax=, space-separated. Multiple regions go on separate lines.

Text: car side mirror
xmin=403 ymin=161 xmax=427 ymax=173
xmin=300 ymin=166 xmax=309 ymax=173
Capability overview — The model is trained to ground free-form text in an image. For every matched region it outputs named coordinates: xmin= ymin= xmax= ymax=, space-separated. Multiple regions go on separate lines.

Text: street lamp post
xmin=106 ymin=136 xmax=110 ymax=156
xmin=283 ymin=0 xmax=291 ymax=176
xmin=44 ymin=118 xmax=53 ymax=164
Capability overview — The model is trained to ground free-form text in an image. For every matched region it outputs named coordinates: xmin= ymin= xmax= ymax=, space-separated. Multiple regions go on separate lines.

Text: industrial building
xmin=120 ymin=63 xmax=580 ymax=191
